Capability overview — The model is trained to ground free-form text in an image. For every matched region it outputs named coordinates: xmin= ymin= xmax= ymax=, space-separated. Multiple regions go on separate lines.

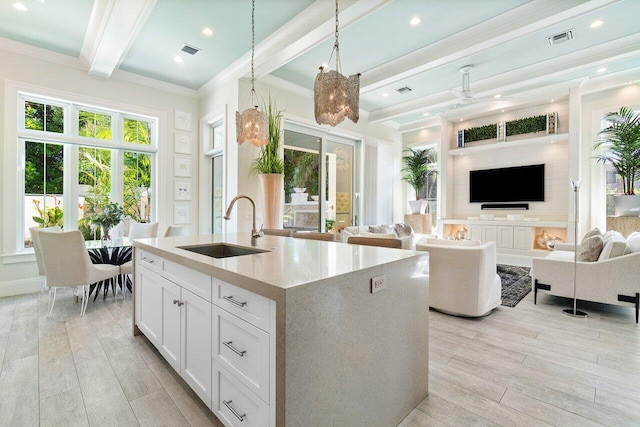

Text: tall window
xmin=20 ymin=94 xmax=157 ymax=249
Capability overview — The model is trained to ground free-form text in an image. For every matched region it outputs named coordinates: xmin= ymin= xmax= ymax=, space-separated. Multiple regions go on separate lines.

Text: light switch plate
xmin=371 ymin=274 xmax=386 ymax=293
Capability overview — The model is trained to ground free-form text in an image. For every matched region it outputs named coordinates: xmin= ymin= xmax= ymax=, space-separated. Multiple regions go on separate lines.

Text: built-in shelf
xmin=448 ymin=133 xmax=569 ymax=156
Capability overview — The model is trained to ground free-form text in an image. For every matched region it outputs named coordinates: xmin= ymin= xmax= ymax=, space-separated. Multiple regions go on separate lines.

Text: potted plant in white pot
xmin=401 ymin=147 xmax=437 ymax=214
xmin=251 ymin=96 xmax=285 ymax=228
xmin=594 ymin=107 xmax=640 ymax=216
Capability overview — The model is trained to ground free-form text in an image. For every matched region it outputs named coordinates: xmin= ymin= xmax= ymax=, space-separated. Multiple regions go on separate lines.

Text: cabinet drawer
xmin=213 ymin=305 xmax=269 ymax=403
xmin=212 ymin=361 xmax=269 ymax=427
xmin=137 ymin=249 xmax=163 ymax=272
xmin=213 ymin=279 xmax=271 ymax=332
xmin=162 ymin=259 xmax=212 ymax=302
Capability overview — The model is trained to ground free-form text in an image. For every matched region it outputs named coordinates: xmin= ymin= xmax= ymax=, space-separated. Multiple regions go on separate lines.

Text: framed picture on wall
xmin=174 ymin=133 xmax=192 ymax=154
xmin=174 ymin=110 xmax=192 ymax=131
xmin=174 ymin=204 xmax=191 ymax=224
xmin=174 ymin=181 xmax=191 ymax=201
xmin=174 ymin=157 xmax=191 ymax=177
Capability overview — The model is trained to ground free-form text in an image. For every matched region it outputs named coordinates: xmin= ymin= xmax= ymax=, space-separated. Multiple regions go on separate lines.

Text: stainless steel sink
xmin=178 ymin=243 xmax=268 ymax=259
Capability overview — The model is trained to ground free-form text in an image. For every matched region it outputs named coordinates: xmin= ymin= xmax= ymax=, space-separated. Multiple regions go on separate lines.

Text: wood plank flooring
xmin=0 ymin=286 xmax=638 ymax=426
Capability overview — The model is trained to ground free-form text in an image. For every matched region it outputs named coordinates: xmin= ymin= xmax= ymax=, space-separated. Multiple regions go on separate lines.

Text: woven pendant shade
xmin=314 ymin=69 xmax=360 ymax=126
xmin=313 ymin=0 xmax=360 ymax=127
xmin=236 ymin=106 xmax=268 ymax=146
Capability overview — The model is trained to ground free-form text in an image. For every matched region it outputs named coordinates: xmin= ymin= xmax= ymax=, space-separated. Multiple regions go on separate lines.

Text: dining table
xmin=85 ymin=237 xmax=132 ymax=300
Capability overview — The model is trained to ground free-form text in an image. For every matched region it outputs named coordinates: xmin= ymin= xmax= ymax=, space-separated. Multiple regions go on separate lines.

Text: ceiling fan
xmin=449 ymin=65 xmax=511 ymax=108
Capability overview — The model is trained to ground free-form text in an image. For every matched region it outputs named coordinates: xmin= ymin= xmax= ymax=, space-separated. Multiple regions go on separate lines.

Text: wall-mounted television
xmin=469 ymin=164 xmax=545 ymax=203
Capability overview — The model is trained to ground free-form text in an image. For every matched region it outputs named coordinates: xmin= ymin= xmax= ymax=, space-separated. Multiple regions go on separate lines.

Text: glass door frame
xmin=284 ymin=121 xmax=360 ymax=232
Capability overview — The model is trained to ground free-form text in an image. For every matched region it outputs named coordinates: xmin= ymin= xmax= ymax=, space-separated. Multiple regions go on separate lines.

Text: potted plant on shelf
xmin=401 ymin=147 xmax=438 ymax=214
xmin=593 ymin=106 xmax=640 ymax=216
xmin=251 ymin=96 xmax=285 ymax=229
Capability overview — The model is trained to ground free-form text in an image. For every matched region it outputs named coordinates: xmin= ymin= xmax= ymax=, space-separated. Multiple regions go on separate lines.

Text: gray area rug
xmin=497 ymin=264 xmax=531 ymax=307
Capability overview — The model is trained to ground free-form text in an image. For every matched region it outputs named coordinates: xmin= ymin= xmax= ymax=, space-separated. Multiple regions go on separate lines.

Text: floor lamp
xmin=564 ymin=180 xmax=588 ymax=318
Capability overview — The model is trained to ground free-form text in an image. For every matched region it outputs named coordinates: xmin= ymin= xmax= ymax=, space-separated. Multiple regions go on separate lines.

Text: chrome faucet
xmin=224 ymin=195 xmax=263 ymax=246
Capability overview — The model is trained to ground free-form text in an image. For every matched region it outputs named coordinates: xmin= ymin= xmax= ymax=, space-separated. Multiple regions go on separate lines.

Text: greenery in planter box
xmin=464 ymin=124 xmax=497 ymax=143
xmin=506 ymin=115 xmax=546 ymax=137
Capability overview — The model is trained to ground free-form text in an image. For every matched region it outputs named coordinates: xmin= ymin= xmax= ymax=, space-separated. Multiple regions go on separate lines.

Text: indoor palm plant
xmin=593 ymin=106 xmax=640 ymax=216
xmin=251 ymin=95 xmax=285 ymax=228
xmin=401 ymin=147 xmax=438 ymax=214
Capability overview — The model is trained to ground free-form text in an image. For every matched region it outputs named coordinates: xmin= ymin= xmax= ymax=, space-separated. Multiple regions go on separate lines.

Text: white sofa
xmin=341 ymin=224 xmax=415 ymax=249
xmin=416 ymin=239 xmax=502 ymax=317
xmin=531 ymin=230 xmax=640 ymax=322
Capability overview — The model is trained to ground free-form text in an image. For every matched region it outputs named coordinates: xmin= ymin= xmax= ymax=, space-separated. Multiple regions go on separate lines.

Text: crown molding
xmin=0 ymin=37 xmax=83 ymax=70
xmin=110 ymin=69 xmax=200 ymax=99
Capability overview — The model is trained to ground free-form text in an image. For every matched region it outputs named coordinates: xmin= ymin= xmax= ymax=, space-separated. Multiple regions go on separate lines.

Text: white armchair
xmin=416 ymin=239 xmax=502 ymax=317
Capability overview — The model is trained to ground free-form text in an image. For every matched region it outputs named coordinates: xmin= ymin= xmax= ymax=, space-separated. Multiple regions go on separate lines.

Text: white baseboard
xmin=0 ymin=277 xmax=42 ymax=298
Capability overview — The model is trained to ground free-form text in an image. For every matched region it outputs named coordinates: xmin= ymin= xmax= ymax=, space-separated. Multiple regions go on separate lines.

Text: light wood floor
xmin=1 ymin=288 xmax=638 ymax=426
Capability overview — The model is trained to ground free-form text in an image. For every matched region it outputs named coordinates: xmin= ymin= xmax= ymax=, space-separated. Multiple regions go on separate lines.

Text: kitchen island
xmin=132 ymin=233 xmax=429 ymax=427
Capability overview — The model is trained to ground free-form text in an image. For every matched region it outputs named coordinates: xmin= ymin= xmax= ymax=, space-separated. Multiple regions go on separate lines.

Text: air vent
xmin=547 ymin=29 xmax=574 ymax=46
xmin=395 ymin=86 xmax=413 ymax=95
xmin=181 ymin=44 xmax=201 ymax=55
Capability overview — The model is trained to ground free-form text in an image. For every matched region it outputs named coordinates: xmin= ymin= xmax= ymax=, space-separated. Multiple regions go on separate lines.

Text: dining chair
xmin=347 ymin=236 xmax=402 ymax=249
xmin=292 ymin=231 xmax=336 ymax=241
xmin=38 ymin=230 xmax=121 ymax=317
xmin=164 ymin=225 xmax=188 ymax=237
xmin=263 ymin=228 xmax=294 ymax=237
xmin=29 ymin=225 xmax=62 ymax=290
xmin=128 ymin=221 xmax=159 ymax=240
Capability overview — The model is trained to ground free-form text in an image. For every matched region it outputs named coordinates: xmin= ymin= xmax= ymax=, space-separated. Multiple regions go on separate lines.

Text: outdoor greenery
xmin=25 ymin=142 xmax=64 ymax=194
xmin=464 ymin=124 xmax=497 ymax=143
xmin=25 ymin=101 xmax=64 ymax=133
xmin=594 ymin=106 xmax=640 ymax=195
xmin=250 ymin=96 xmax=285 ymax=175
xmin=401 ymin=147 xmax=438 ymax=203
xmin=284 ymin=150 xmax=319 ymax=202
xmin=505 ymin=115 xmax=546 ymax=137
xmin=32 ymin=198 xmax=63 ymax=228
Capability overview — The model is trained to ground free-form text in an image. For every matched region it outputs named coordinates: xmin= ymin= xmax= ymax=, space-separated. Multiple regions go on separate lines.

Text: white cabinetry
xmin=496 ymin=226 xmax=514 ymax=248
xmin=513 ymin=227 xmax=533 ymax=250
xmin=482 ymin=225 xmax=497 ymax=244
xmin=468 ymin=224 xmax=482 ymax=242
xmin=135 ymin=250 xmax=212 ymax=408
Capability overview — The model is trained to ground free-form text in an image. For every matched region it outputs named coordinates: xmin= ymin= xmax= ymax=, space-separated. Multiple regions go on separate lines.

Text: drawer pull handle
xmin=223 ymin=340 xmax=246 ymax=357
xmin=173 ymin=299 xmax=184 ymax=307
xmin=173 ymin=299 xmax=179 ymax=305
xmin=223 ymin=295 xmax=247 ymax=307
xmin=223 ymin=399 xmax=246 ymax=422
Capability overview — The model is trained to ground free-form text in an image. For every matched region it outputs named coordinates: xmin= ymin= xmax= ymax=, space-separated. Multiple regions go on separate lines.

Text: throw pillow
xmin=394 ymin=223 xmax=413 ymax=238
xmin=581 ymin=227 xmax=602 ymax=244
xmin=360 ymin=232 xmax=397 ymax=239
xmin=627 ymin=234 xmax=640 ymax=253
xmin=368 ymin=225 xmax=387 ymax=234
xmin=576 ymin=235 xmax=604 ymax=262
xmin=598 ymin=241 xmax=630 ymax=261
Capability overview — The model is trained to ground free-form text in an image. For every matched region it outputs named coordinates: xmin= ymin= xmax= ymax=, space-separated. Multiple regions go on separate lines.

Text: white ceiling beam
xmin=198 ymin=0 xmax=391 ymax=96
xmin=368 ymin=33 xmax=640 ymax=123
xmin=360 ymin=0 xmax=620 ymax=93
xmin=80 ymin=0 xmax=157 ymax=79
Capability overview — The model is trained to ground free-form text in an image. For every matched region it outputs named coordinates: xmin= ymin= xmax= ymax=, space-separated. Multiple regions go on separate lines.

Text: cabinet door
xmin=136 ymin=264 xmax=163 ymax=347
xmin=496 ymin=226 xmax=514 ymax=248
xmin=159 ymin=278 xmax=182 ymax=373
xmin=513 ymin=226 xmax=533 ymax=250
xmin=482 ymin=225 xmax=497 ymax=243
xmin=181 ymin=288 xmax=212 ymax=408
xmin=468 ymin=225 xmax=482 ymax=242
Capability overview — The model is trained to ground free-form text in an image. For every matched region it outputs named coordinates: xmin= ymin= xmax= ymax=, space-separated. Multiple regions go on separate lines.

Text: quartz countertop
xmin=133 ymin=232 xmax=427 ymax=292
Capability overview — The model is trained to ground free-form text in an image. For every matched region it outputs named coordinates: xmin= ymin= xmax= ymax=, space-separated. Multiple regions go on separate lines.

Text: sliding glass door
xmin=283 ymin=125 xmax=358 ymax=232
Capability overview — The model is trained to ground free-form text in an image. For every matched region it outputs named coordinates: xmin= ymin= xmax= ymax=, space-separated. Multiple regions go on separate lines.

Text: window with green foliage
xmin=19 ymin=93 xmax=157 ymax=249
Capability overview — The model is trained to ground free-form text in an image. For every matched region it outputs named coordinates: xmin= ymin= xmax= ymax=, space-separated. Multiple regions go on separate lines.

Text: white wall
xmin=0 ymin=49 xmax=199 ymax=296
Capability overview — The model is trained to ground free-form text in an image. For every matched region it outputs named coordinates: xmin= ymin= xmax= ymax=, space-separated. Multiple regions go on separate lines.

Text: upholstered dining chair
xmin=263 ymin=228 xmax=294 ymax=237
xmin=164 ymin=225 xmax=188 ymax=237
xmin=39 ymin=230 xmax=120 ymax=317
xmin=292 ymin=231 xmax=336 ymax=241
xmin=120 ymin=222 xmax=158 ymax=299
xmin=29 ymin=225 xmax=62 ymax=290
xmin=347 ymin=236 xmax=402 ymax=249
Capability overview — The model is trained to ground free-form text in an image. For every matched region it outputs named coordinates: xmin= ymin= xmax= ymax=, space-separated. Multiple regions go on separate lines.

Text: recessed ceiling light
xmin=174 ymin=56 xmax=183 ymax=63
xmin=460 ymin=118 xmax=464 ymax=122
xmin=410 ymin=16 xmax=421 ymax=26
xmin=494 ymin=94 xmax=502 ymax=99
xmin=423 ymin=112 xmax=429 ymax=116
xmin=202 ymin=27 xmax=214 ymax=37
xmin=12 ymin=2 xmax=28 ymax=11
xmin=382 ymin=93 xmax=388 ymax=97
xmin=320 ymin=63 xmax=328 ymax=70
xmin=551 ymin=98 xmax=555 ymax=103
xmin=597 ymin=67 xmax=607 ymax=73
xmin=590 ymin=20 xmax=604 ymax=28
xmin=501 ymin=109 xmax=505 ymax=113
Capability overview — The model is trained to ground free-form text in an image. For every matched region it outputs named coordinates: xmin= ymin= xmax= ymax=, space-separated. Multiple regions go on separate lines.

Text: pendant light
xmin=236 ymin=0 xmax=268 ymax=146
xmin=314 ymin=0 xmax=360 ymax=127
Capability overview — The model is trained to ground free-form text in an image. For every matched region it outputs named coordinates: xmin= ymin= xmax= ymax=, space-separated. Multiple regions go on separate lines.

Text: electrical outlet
xmin=371 ymin=274 xmax=386 ymax=293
